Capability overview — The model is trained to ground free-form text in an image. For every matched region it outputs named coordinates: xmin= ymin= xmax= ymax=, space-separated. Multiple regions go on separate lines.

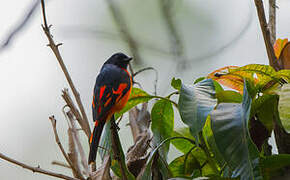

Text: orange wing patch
xmin=99 ymin=86 xmax=106 ymax=100
xmin=104 ymin=97 xmax=112 ymax=107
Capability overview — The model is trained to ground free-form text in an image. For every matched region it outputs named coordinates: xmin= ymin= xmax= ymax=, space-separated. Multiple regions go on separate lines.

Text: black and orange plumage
xmin=88 ymin=52 xmax=132 ymax=164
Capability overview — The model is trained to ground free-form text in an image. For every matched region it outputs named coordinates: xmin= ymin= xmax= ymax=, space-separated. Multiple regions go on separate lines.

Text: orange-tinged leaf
xmin=274 ymin=38 xmax=288 ymax=59
xmin=208 ymin=64 xmax=278 ymax=94
xmin=280 ymin=42 xmax=290 ymax=69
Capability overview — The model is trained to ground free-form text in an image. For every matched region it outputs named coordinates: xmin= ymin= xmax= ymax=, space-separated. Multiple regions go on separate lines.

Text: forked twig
xmin=40 ymin=0 xmax=91 ymax=137
xmin=49 ymin=116 xmax=84 ymax=179
xmin=0 ymin=152 xmax=78 ymax=180
xmin=253 ymin=0 xmax=280 ymax=70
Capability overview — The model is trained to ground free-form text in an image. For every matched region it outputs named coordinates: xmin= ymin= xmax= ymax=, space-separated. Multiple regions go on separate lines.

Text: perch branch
xmin=0 ymin=152 xmax=78 ymax=180
xmin=40 ymin=0 xmax=91 ymax=137
xmin=49 ymin=116 xmax=84 ymax=179
xmin=110 ymin=118 xmax=129 ymax=180
xmin=253 ymin=0 xmax=280 ymax=70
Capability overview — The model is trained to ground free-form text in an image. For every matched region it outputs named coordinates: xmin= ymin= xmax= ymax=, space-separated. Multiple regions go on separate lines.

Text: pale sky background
xmin=0 ymin=0 xmax=290 ymax=179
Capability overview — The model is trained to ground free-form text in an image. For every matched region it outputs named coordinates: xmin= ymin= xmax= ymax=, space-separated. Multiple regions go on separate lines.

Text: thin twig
xmin=41 ymin=0 xmax=91 ymax=137
xmin=49 ymin=116 xmax=84 ymax=179
xmin=0 ymin=152 xmax=78 ymax=180
xmin=52 ymin=161 xmax=71 ymax=169
xmin=62 ymin=89 xmax=90 ymax=138
xmin=253 ymin=0 xmax=280 ymax=70
xmin=0 ymin=0 xmax=40 ymax=51
xmin=133 ymin=67 xmax=158 ymax=96
xmin=106 ymin=0 xmax=142 ymax=64
xmin=268 ymin=0 xmax=276 ymax=45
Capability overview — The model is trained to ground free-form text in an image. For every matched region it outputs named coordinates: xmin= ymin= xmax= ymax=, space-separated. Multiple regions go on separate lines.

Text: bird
xmin=88 ymin=52 xmax=133 ymax=165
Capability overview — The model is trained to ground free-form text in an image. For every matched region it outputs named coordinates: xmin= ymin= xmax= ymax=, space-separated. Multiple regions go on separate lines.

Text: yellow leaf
xmin=274 ymin=38 xmax=288 ymax=59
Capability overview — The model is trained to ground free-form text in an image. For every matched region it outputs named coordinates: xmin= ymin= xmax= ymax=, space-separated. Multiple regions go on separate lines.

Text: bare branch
xmin=67 ymin=128 xmax=82 ymax=177
xmin=133 ymin=67 xmax=158 ymax=96
xmin=268 ymin=0 xmax=276 ymax=45
xmin=66 ymin=111 xmax=89 ymax=176
xmin=62 ymin=89 xmax=90 ymax=138
xmin=52 ymin=161 xmax=71 ymax=169
xmin=0 ymin=0 xmax=40 ymax=51
xmin=106 ymin=0 xmax=142 ymax=64
xmin=90 ymin=155 xmax=112 ymax=180
xmin=41 ymin=0 xmax=91 ymax=137
xmin=49 ymin=116 xmax=84 ymax=179
xmin=0 ymin=152 xmax=78 ymax=180
xmin=253 ymin=0 xmax=280 ymax=70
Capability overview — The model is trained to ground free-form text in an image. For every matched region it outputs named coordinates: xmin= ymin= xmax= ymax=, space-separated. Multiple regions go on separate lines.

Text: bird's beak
xmin=125 ymin=57 xmax=133 ymax=62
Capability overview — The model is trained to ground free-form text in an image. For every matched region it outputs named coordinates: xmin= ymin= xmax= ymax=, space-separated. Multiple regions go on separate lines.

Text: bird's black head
xmin=104 ymin=52 xmax=132 ymax=69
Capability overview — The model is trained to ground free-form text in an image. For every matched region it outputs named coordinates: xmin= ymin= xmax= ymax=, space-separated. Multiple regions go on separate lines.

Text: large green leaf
xmin=169 ymin=151 xmax=200 ymax=178
xmin=151 ymin=99 xmax=174 ymax=159
xmin=252 ymin=95 xmax=277 ymax=132
xmin=141 ymin=137 xmax=195 ymax=180
xmin=278 ymin=84 xmax=290 ymax=133
xmin=216 ymin=90 xmax=242 ymax=104
xmin=211 ymin=82 xmax=261 ymax=180
xmin=260 ymin=154 xmax=290 ymax=179
xmin=178 ymin=79 xmax=217 ymax=141
xmin=171 ymin=127 xmax=195 ymax=154
xmin=115 ymin=87 xmax=153 ymax=119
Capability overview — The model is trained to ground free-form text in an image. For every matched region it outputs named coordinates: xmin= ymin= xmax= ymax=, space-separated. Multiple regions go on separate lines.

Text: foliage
xmin=96 ymin=63 xmax=290 ymax=179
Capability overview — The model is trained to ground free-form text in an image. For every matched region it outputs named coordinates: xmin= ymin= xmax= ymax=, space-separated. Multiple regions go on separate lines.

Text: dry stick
xmin=52 ymin=161 xmax=71 ymax=169
xmin=0 ymin=152 xmax=78 ymax=180
xmin=49 ymin=116 xmax=84 ymax=179
xmin=40 ymin=0 xmax=91 ymax=138
xmin=106 ymin=0 xmax=142 ymax=64
xmin=254 ymin=0 xmax=280 ymax=71
xmin=268 ymin=0 xmax=276 ymax=45
xmin=66 ymin=111 xmax=89 ymax=176
xmin=68 ymin=128 xmax=82 ymax=178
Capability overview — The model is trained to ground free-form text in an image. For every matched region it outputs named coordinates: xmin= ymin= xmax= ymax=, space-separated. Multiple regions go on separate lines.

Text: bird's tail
xmin=88 ymin=120 xmax=105 ymax=165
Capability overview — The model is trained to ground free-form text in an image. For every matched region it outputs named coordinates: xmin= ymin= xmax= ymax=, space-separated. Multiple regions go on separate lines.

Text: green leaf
xmin=202 ymin=116 xmax=225 ymax=167
xmin=151 ymin=99 xmax=174 ymax=159
xmin=278 ymin=84 xmax=290 ymax=133
xmin=216 ymin=90 xmax=242 ymax=104
xmin=171 ymin=128 xmax=195 ymax=154
xmin=252 ymin=95 xmax=277 ymax=132
xmin=141 ymin=137 xmax=195 ymax=180
xmin=169 ymin=151 xmax=200 ymax=178
xmin=178 ymin=79 xmax=217 ymax=141
xmin=213 ymin=80 xmax=224 ymax=93
xmin=171 ymin=77 xmax=182 ymax=90
xmin=194 ymin=77 xmax=206 ymax=84
xmin=115 ymin=87 xmax=153 ymax=119
xmin=260 ymin=154 xmax=290 ymax=179
xmin=211 ymin=81 xmax=261 ymax=180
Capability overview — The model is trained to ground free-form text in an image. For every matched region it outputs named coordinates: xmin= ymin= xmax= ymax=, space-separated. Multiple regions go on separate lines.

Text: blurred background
xmin=0 ymin=0 xmax=290 ymax=179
